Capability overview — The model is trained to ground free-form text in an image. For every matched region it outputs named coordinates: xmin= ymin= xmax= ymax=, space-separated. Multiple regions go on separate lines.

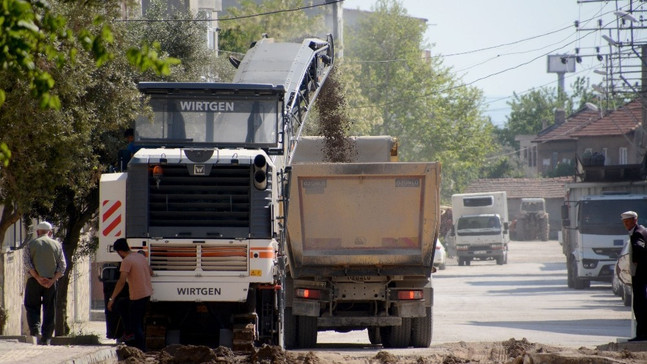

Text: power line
xmin=443 ymin=25 xmax=573 ymax=57
xmin=115 ymin=0 xmax=342 ymax=22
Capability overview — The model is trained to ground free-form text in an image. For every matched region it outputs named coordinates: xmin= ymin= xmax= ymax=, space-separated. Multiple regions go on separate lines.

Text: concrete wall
xmin=0 ymin=248 xmax=90 ymax=335
xmin=0 ymin=249 xmax=24 ymax=334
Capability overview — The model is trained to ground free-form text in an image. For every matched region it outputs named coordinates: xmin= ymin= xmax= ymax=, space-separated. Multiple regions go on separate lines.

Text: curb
xmin=62 ymin=347 xmax=117 ymax=364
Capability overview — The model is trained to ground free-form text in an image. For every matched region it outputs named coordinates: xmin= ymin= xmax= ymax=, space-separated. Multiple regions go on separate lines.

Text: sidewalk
xmin=0 ymin=315 xmax=118 ymax=364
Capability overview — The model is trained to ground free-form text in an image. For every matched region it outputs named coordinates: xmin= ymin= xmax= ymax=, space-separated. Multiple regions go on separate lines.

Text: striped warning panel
xmin=102 ymin=199 xmax=123 ymax=238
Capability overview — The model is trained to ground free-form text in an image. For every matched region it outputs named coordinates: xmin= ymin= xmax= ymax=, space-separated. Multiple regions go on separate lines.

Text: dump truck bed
xmin=286 ymin=162 xmax=441 ymax=277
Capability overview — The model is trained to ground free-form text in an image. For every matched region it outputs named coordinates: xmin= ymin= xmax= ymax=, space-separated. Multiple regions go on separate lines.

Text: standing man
xmin=107 ymin=238 xmax=153 ymax=351
xmin=621 ymin=211 xmax=647 ymax=341
xmin=23 ymin=221 xmax=66 ymax=345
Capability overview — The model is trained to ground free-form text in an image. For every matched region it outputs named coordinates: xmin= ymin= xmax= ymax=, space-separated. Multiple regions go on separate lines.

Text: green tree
xmin=0 ymin=0 xmax=183 ymax=335
xmin=219 ymin=0 xmax=324 ymax=54
xmin=345 ymin=0 xmax=495 ymax=198
xmin=127 ymin=0 xmax=228 ymax=82
xmin=501 ymin=87 xmax=559 ymax=147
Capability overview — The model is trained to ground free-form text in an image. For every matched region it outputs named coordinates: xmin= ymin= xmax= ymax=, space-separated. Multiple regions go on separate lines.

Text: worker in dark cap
xmin=621 ymin=211 xmax=647 ymax=341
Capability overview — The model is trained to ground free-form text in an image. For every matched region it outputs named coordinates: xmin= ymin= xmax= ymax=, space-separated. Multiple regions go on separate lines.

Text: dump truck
xmin=97 ymin=36 xmax=334 ymax=349
xmin=284 ymin=161 xmax=441 ymax=349
xmin=450 ymin=191 xmax=509 ymax=266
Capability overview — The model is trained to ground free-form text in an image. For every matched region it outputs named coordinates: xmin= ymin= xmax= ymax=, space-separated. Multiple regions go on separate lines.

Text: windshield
xmin=457 ymin=216 xmax=501 ymax=230
xmin=136 ymin=94 xmax=280 ymax=147
xmin=522 ymin=200 xmax=544 ymax=212
xmin=579 ymin=198 xmax=647 ymax=235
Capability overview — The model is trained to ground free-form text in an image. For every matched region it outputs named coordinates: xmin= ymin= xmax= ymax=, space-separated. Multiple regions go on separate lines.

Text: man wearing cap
xmin=621 ymin=211 xmax=647 ymax=341
xmin=23 ymin=221 xmax=66 ymax=345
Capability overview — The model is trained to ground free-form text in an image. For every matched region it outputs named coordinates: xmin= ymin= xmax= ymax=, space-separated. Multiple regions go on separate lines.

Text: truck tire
xmin=283 ymin=308 xmax=297 ymax=349
xmin=368 ymin=327 xmax=382 ymax=345
xmin=623 ymin=286 xmax=632 ymax=307
xmin=380 ymin=318 xmax=411 ymax=348
xmin=539 ymin=215 xmax=549 ymax=241
xmin=297 ymin=315 xmax=317 ymax=348
xmin=570 ymin=258 xmax=589 ymax=289
xmin=410 ymin=307 xmax=432 ymax=348
xmin=496 ymin=254 xmax=505 ymax=265
xmin=566 ymin=258 xmax=575 ymax=288
xmin=516 ymin=219 xmax=527 ymax=241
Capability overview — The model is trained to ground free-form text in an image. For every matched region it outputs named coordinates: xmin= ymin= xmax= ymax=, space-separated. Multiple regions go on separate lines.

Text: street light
xmin=602 ymin=34 xmax=620 ymax=46
xmin=585 ymin=102 xmax=599 ymax=112
xmin=614 ymin=11 xmax=638 ymax=23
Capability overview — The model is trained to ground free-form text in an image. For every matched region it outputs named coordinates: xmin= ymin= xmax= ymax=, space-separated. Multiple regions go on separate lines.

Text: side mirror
xmin=450 ymin=226 xmax=455 ymax=236
xmin=503 ymin=222 xmax=509 ymax=233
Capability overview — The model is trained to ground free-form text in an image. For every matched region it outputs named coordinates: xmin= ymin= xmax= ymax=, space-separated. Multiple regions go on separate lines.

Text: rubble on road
xmin=114 ymin=338 xmax=647 ymax=364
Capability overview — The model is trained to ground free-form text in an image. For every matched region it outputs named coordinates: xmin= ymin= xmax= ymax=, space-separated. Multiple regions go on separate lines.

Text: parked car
xmin=612 ymin=270 xmax=632 ymax=307
xmin=613 ymin=242 xmax=633 ymax=307
xmin=434 ymin=239 xmax=447 ymax=270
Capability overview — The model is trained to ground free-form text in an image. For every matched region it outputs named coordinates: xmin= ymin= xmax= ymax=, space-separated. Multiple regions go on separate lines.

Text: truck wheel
xmin=368 ymin=327 xmax=382 ymax=345
xmin=465 ymin=259 xmax=471 ymax=266
xmin=566 ymin=257 xmax=575 ymax=288
xmin=283 ymin=308 xmax=297 ymax=349
xmin=410 ymin=307 xmax=432 ymax=348
xmin=539 ymin=216 xmax=549 ymax=241
xmin=516 ymin=219 xmax=527 ymax=241
xmin=623 ymin=286 xmax=632 ymax=307
xmin=570 ymin=259 xmax=588 ymax=289
xmin=458 ymin=258 xmax=465 ymax=266
xmin=380 ymin=318 xmax=411 ymax=348
xmin=496 ymin=254 xmax=504 ymax=265
xmin=297 ymin=316 xmax=317 ymax=348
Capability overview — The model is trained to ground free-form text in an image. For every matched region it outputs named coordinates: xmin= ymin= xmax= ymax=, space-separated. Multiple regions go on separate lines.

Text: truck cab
xmin=451 ymin=192 xmax=509 ymax=266
xmin=562 ymin=193 xmax=647 ymax=289
xmin=454 ymin=213 xmax=507 ymax=265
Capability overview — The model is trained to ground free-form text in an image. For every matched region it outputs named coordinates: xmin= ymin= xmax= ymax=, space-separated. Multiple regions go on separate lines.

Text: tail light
xmin=397 ymin=290 xmax=423 ymax=300
xmin=295 ymin=288 xmax=321 ymax=300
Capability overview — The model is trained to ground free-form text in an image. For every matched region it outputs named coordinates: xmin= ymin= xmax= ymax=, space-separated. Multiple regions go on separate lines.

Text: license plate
xmin=474 ymin=250 xmax=487 ymax=255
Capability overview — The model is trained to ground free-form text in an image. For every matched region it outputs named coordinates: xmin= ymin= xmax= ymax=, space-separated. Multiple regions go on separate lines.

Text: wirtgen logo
xmin=194 ymin=165 xmax=206 ymax=175
xmin=179 ymin=101 xmax=234 ymax=112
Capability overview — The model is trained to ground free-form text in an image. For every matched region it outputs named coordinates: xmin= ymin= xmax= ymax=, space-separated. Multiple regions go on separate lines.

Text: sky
xmin=343 ymin=0 xmax=631 ymax=126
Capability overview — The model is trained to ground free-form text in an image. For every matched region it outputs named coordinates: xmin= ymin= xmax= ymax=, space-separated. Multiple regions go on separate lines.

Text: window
xmin=619 ymin=147 xmax=628 ymax=164
xmin=602 ymin=148 xmax=608 ymax=165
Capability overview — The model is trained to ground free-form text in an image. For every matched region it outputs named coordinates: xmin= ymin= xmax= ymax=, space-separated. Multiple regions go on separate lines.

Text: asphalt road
xmin=316 ymin=239 xmax=633 ymax=348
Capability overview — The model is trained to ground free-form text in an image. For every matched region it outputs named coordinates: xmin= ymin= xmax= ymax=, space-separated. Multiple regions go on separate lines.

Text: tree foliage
xmin=344 ymin=0 xmax=494 ymax=198
xmin=500 ymin=77 xmax=609 ymax=148
xmin=219 ymin=0 xmax=324 ymax=54
xmin=0 ymin=0 xmax=192 ymax=335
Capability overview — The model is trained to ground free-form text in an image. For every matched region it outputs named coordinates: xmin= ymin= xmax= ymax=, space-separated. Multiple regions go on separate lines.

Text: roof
xmin=532 ymin=108 xmax=598 ymax=143
xmin=570 ymin=99 xmax=643 ymax=137
xmin=464 ymin=177 xmax=571 ymax=199
xmin=532 ymin=99 xmax=643 ymax=143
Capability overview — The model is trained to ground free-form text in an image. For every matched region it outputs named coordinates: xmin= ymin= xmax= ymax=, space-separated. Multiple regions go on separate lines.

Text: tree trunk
xmin=0 ymin=203 xmax=21 ymax=247
xmin=54 ymin=188 xmax=99 ymax=336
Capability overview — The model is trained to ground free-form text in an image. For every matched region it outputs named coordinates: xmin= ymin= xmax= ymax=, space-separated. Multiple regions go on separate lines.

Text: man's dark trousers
xmin=24 ymin=277 xmax=57 ymax=340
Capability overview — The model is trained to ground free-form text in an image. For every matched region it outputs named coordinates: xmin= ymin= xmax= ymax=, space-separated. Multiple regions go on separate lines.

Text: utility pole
xmin=326 ymin=0 xmax=343 ymax=58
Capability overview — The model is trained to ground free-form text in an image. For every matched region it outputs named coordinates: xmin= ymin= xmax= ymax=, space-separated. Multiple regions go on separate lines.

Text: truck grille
xmin=150 ymin=243 xmax=248 ymax=272
xmin=148 ymin=165 xmax=250 ymax=228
